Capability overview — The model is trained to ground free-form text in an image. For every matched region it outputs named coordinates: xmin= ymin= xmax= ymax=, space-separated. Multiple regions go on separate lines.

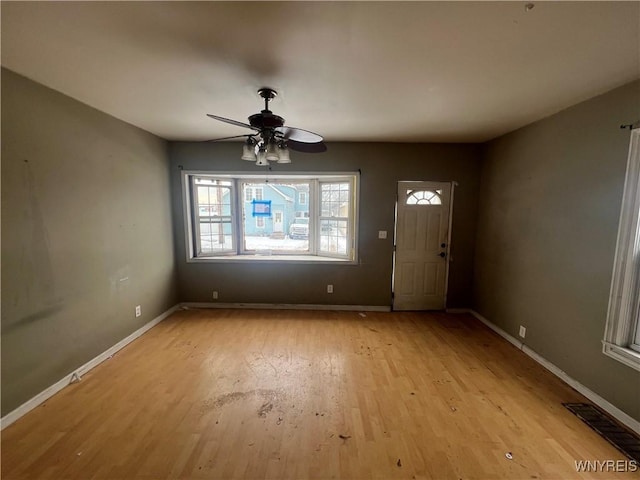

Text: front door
xmin=393 ymin=181 xmax=452 ymax=310
xmin=273 ymin=211 xmax=284 ymax=233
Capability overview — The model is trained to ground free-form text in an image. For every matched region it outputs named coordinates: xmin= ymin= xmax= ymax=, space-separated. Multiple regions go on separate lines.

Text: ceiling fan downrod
xmin=258 ymin=87 xmax=277 ymax=113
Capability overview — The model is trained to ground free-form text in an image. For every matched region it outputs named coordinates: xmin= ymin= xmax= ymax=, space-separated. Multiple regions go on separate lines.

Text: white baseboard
xmin=1 ymin=304 xmax=180 ymax=430
xmin=469 ymin=310 xmax=524 ymax=350
xmin=180 ymin=302 xmax=391 ymax=312
xmin=467 ymin=309 xmax=640 ymax=435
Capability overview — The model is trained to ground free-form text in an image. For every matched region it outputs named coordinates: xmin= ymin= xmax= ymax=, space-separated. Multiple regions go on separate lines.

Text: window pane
xmin=198 ymin=218 xmax=233 ymax=254
xmin=194 ymin=179 xmax=234 ymax=255
xmin=241 ymin=182 xmax=310 ymax=253
xmin=320 ymin=219 xmax=348 ymax=255
xmin=320 ymin=182 xmax=351 ymax=256
xmin=321 ymin=182 xmax=350 ymax=217
xmin=406 ymin=189 xmax=442 ymax=205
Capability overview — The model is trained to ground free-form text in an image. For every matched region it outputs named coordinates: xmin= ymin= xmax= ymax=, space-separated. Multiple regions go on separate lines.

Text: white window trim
xmin=318 ymin=179 xmax=355 ymax=259
xmin=187 ymin=176 xmax=236 ymax=257
xmin=603 ymin=128 xmax=640 ymax=371
xmin=182 ymin=171 xmax=359 ymax=264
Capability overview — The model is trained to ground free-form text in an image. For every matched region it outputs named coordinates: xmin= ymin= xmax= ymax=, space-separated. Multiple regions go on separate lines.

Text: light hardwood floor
xmin=1 ymin=309 xmax=637 ymax=479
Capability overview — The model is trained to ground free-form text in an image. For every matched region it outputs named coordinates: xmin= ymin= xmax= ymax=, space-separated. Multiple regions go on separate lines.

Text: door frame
xmin=392 ymin=180 xmax=456 ymax=310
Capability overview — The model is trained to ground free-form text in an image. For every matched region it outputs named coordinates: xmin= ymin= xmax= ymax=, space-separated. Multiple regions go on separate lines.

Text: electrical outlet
xmin=519 ymin=325 xmax=526 ymax=338
xmin=378 ymin=230 xmax=387 ymax=239
xmin=327 ymin=284 xmax=333 ymax=294
xmin=212 ymin=291 xmax=218 ymax=300
xmin=135 ymin=305 xmax=141 ymax=317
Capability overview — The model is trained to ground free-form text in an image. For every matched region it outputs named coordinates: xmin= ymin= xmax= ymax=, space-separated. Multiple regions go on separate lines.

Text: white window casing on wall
xmin=603 ymin=128 xmax=640 ymax=371
xmin=190 ymin=178 xmax=236 ymax=256
xmin=182 ymin=172 xmax=359 ymax=263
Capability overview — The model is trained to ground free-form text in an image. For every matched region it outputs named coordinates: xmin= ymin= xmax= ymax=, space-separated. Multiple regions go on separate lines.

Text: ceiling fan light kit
xmin=206 ymin=88 xmax=325 ymax=166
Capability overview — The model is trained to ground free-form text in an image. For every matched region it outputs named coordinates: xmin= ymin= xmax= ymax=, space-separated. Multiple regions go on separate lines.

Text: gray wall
xmin=170 ymin=142 xmax=481 ymax=308
xmin=10 ymin=65 xmax=637 ymax=425
xmin=474 ymin=80 xmax=640 ymax=421
xmin=1 ymin=69 xmax=178 ymax=416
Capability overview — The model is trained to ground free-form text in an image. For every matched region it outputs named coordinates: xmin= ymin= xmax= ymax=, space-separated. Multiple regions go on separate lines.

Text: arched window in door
xmin=406 ymin=189 xmax=442 ymax=205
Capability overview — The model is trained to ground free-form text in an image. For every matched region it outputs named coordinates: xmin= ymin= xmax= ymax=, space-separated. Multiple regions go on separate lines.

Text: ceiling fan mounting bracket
xmin=258 ymin=88 xmax=277 ymax=100
xmin=258 ymin=87 xmax=277 ymax=112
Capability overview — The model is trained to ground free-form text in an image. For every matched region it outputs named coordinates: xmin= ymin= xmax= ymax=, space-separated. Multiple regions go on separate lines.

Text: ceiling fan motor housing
xmin=248 ymin=112 xmax=285 ymax=129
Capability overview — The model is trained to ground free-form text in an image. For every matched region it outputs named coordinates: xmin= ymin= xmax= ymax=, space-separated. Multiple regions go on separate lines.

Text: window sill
xmin=187 ymin=254 xmax=357 ymax=265
xmin=602 ymin=342 xmax=640 ymax=372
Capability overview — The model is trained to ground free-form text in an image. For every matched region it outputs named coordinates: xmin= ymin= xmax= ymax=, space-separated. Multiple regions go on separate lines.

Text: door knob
xmin=439 ymin=252 xmax=446 ymax=258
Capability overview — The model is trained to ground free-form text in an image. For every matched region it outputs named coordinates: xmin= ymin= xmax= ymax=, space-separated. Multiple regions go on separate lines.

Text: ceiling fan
xmin=206 ymin=88 xmax=327 ymax=165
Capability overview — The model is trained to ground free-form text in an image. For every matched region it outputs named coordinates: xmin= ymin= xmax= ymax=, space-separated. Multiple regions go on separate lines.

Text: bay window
xmin=183 ymin=172 xmax=359 ymax=262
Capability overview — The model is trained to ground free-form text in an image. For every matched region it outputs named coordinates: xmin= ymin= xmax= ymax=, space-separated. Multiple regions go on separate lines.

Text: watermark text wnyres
xmin=575 ymin=459 xmax=638 ymax=472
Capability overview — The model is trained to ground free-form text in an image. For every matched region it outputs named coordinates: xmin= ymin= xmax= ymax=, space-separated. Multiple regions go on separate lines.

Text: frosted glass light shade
xmin=277 ymin=144 xmax=291 ymax=163
xmin=265 ymin=142 xmax=280 ymax=162
xmin=241 ymin=144 xmax=257 ymax=161
xmin=256 ymin=148 xmax=269 ymax=166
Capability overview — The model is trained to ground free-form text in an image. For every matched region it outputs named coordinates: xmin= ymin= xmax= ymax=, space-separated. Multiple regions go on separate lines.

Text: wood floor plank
xmin=2 ymin=309 xmax=637 ymax=479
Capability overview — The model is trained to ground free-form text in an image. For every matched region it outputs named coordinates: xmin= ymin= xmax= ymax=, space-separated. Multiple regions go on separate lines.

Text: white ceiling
xmin=2 ymin=1 xmax=639 ymax=143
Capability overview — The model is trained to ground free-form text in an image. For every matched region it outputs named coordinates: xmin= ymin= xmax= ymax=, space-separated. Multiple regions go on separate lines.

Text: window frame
xmin=318 ymin=178 xmax=354 ymax=259
xmin=603 ymin=128 xmax=640 ymax=371
xmin=182 ymin=171 xmax=359 ymax=264
xmin=189 ymin=176 xmax=236 ymax=256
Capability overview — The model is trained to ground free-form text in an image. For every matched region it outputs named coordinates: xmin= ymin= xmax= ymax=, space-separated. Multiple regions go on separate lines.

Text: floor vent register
xmin=563 ymin=402 xmax=640 ymax=462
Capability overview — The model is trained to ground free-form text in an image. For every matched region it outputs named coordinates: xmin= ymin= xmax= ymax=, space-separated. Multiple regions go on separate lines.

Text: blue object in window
xmin=252 ymin=199 xmax=271 ymax=217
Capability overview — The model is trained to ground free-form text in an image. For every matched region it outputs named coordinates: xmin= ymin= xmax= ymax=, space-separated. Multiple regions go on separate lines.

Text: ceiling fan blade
xmin=276 ymin=126 xmax=323 ymax=143
xmin=206 ymin=114 xmax=260 ymax=131
xmin=202 ymin=134 xmax=255 ymax=143
xmin=287 ymin=140 xmax=327 ymax=153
